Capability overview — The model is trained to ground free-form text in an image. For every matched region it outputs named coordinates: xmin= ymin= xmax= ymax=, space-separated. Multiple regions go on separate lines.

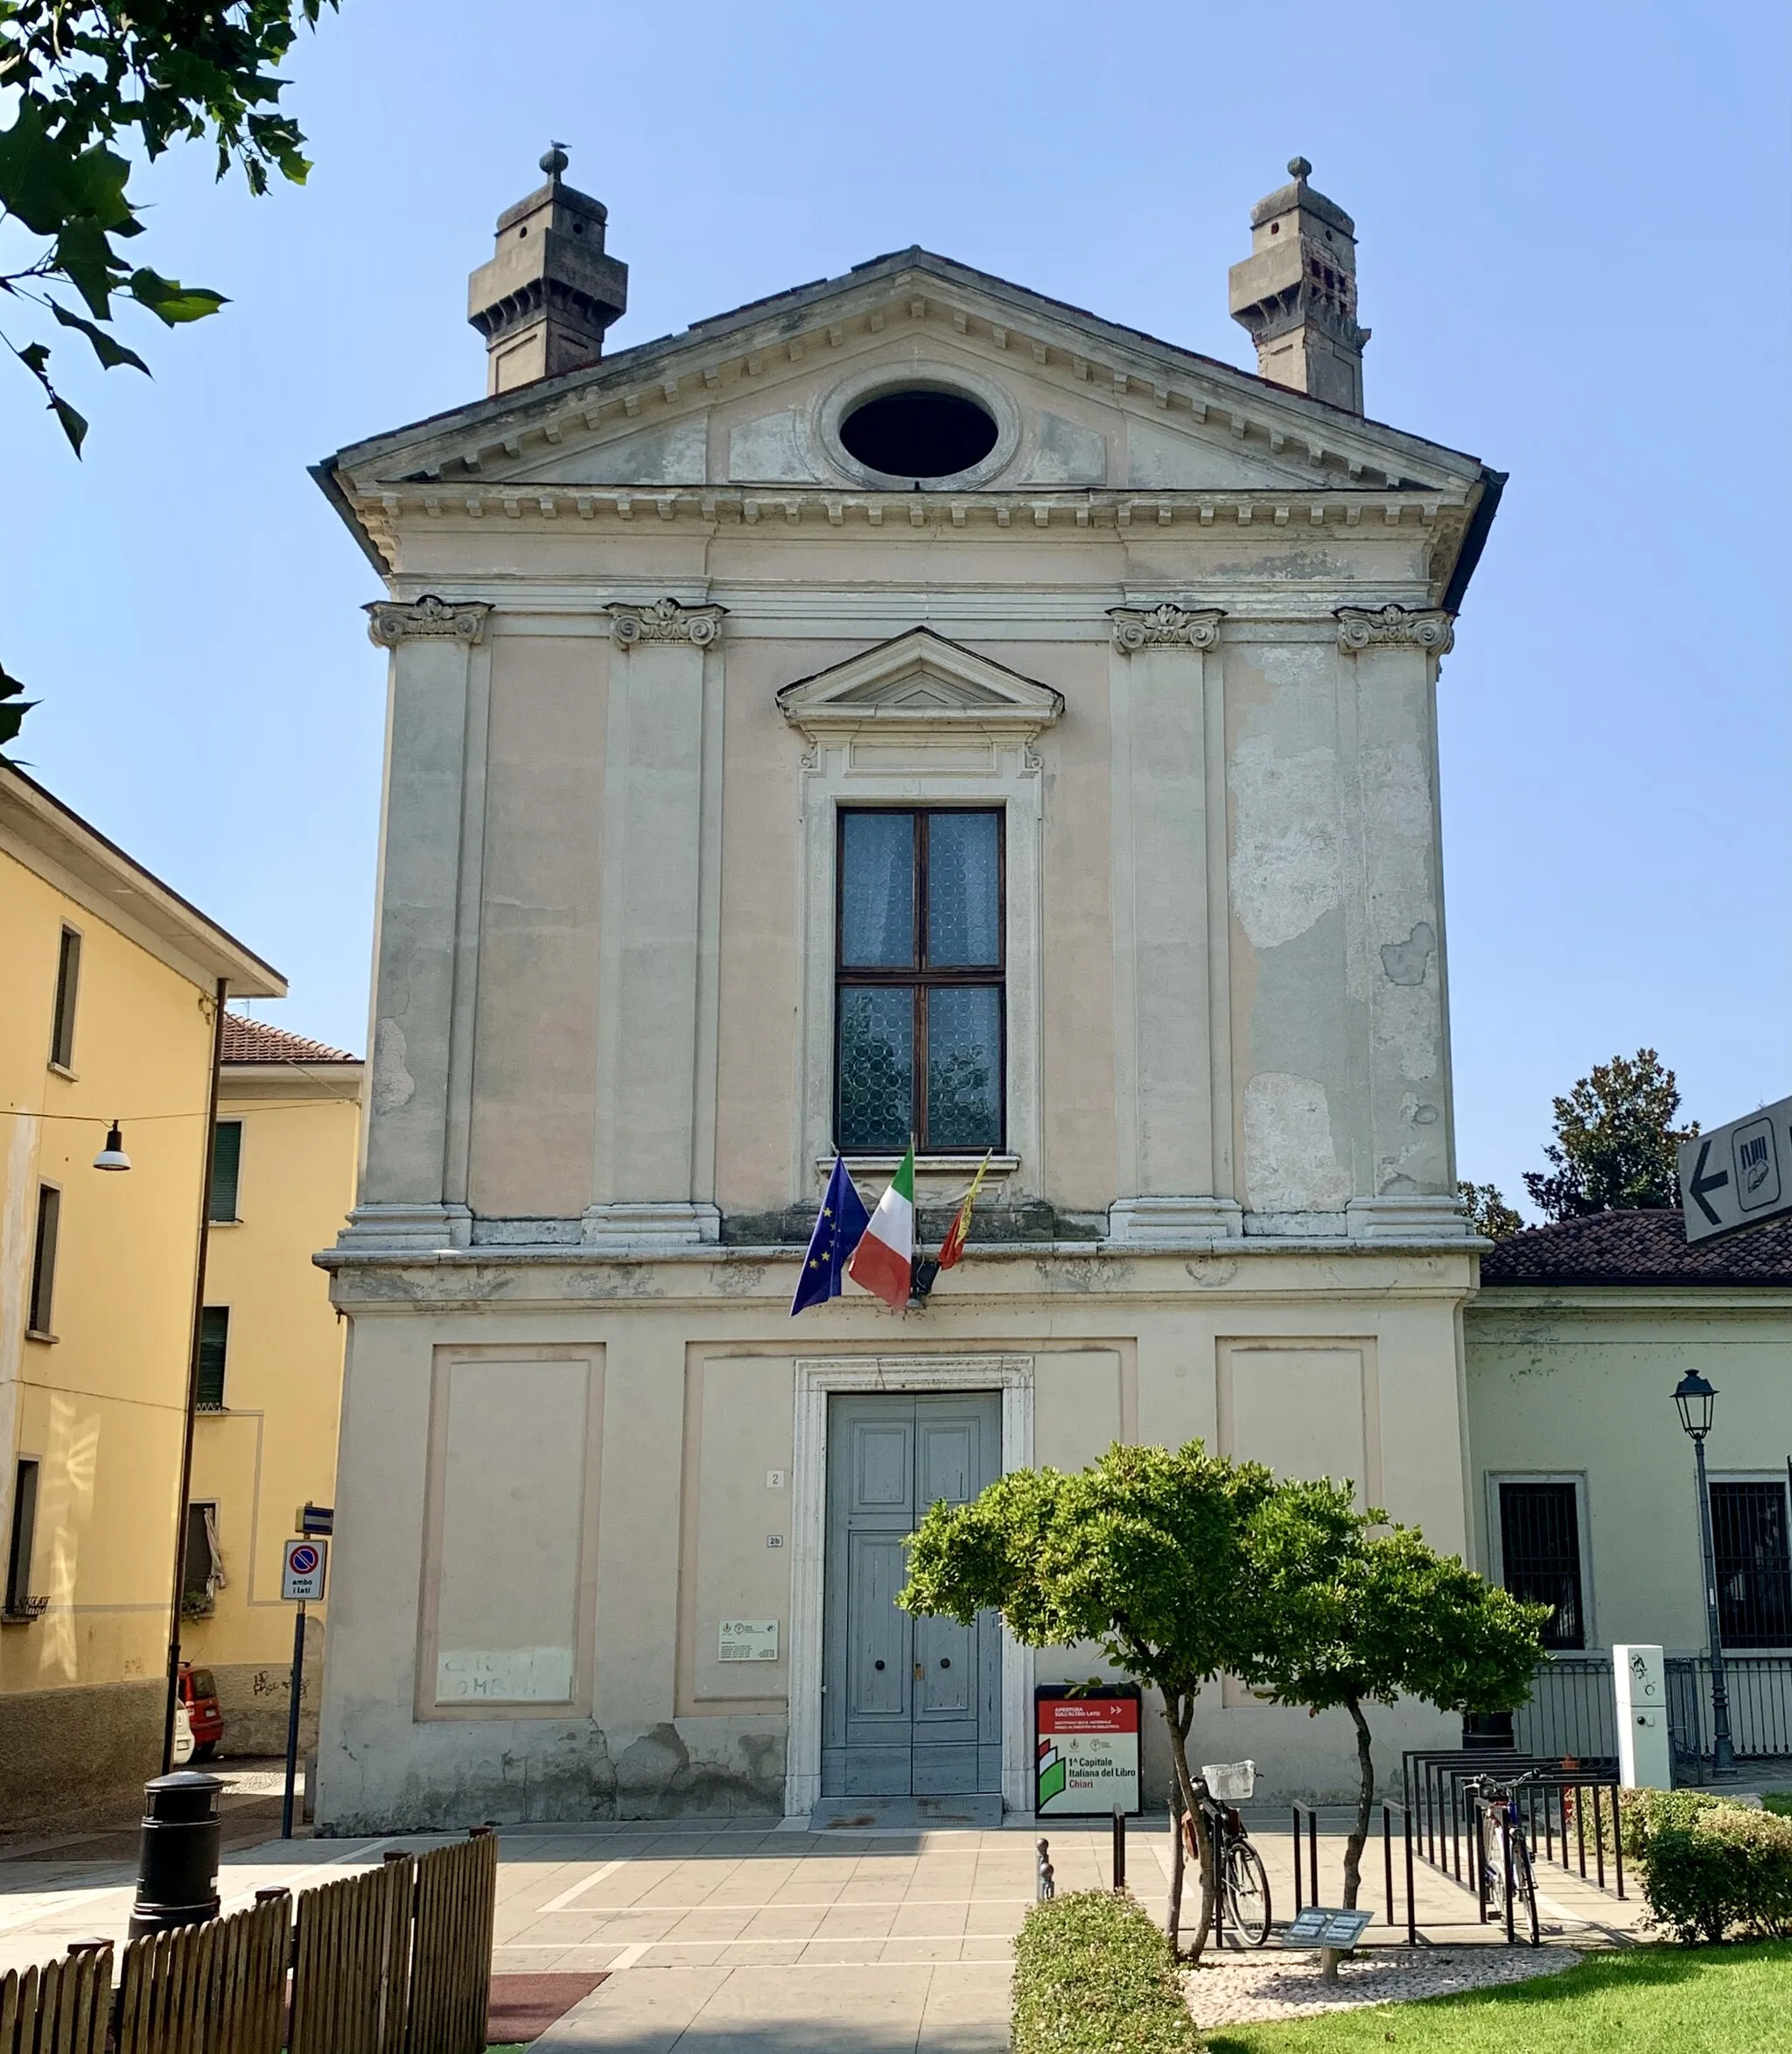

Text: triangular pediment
xmin=777 ymin=628 xmax=1064 ymax=737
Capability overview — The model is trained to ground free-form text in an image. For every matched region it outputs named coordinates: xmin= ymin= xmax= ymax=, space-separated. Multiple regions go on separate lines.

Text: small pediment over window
xmin=776 ymin=627 xmax=1064 ymax=740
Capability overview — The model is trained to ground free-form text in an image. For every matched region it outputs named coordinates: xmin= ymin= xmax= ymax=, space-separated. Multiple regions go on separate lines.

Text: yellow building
xmin=184 ymin=1016 xmax=362 ymax=1756
xmin=0 ymin=767 xmax=283 ymax=1827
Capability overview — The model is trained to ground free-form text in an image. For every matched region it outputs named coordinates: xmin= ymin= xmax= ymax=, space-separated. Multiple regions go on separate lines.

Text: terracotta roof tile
xmin=1479 ymin=1209 xmax=1792 ymax=1288
xmin=220 ymin=1014 xmax=359 ymax=1065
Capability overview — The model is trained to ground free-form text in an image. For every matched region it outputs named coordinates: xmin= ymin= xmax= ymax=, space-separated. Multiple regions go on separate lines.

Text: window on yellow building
xmin=5 ymin=1459 xmax=40 ymax=1618
xmin=183 ymin=1502 xmax=224 ymax=1616
xmin=197 ymin=1308 xmax=229 ymax=1411
xmin=49 ymin=926 xmax=81 ymax=1071
xmin=27 ymin=1184 xmax=60 ymax=1338
xmin=209 ymin=1121 xmax=242 ymax=1223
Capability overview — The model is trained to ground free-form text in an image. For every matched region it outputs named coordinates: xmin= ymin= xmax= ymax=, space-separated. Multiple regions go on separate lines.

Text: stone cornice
xmin=606 ymin=596 xmax=726 ymax=648
xmin=1335 ymin=603 xmax=1454 ymax=655
xmin=365 ymin=594 xmax=491 ymax=648
xmin=1109 ymin=603 xmax=1225 ymax=653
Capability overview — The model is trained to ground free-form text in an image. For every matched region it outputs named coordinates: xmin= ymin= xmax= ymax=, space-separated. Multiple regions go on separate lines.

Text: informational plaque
xmin=1285 ymin=1907 xmax=1374 ymax=1948
xmin=1034 ymin=1685 xmax=1143 ymax=1817
xmin=718 ymin=1619 xmax=780 ymax=1663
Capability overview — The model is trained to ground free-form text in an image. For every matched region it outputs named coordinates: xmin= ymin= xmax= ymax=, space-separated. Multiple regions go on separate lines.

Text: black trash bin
xmin=129 ymin=1770 xmax=223 ymax=1938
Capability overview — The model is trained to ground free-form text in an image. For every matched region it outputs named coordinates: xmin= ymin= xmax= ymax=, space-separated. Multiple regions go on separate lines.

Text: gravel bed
xmin=1185 ymin=1944 xmax=1582 ymax=2025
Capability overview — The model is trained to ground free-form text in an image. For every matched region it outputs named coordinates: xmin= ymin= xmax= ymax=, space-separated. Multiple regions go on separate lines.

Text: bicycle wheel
xmin=1224 ymin=1840 xmax=1272 ymax=1948
xmin=1512 ymin=1840 xmax=1541 ymax=1946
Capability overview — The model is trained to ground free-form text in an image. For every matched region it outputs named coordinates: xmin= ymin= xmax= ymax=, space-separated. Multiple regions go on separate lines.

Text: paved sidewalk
xmin=0 ymin=1806 xmax=1641 ymax=2049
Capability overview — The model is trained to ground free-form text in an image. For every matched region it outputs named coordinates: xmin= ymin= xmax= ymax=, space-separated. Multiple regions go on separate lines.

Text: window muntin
xmin=208 ymin=1120 xmax=242 ymax=1223
xmin=1498 ymin=1480 xmax=1586 ymax=1651
xmin=49 ymin=926 xmax=80 ymax=1070
xmin=197 ymin=1307 xmax=229 ymax=1411
xmin=5 ymin=1460 xmax=39 ymax=1615
xmin=835 ymin=810 xmax=1003 ymax=1153
xmin=27 ymin=1185 xmax=60 ymax=1338
xmin=1711 ymin=1481 xmax=1792 ymax=1650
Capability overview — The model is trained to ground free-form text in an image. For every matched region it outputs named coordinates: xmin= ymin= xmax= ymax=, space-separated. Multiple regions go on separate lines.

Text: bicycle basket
xmin=1200 ymin=1760 xmax=1256 ymax=1801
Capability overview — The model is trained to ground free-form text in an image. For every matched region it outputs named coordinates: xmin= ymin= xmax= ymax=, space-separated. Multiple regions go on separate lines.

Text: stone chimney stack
xmin=1228 ymin=158 xmax=1369 ymax=415
xmin=467 ymin=145 xmax=627 ymax=396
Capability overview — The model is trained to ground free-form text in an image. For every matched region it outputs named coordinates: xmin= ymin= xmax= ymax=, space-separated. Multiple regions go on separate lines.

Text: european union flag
xmin=790 ymin=1156 xmax=872 ymax=1315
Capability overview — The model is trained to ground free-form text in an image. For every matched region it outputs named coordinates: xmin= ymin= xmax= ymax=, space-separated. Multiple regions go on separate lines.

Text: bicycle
xmin=1466 ymin=1767 xmax=1542 ymax=1945
xmin=1182 ymin=1760 xmax=1272 ymax=1947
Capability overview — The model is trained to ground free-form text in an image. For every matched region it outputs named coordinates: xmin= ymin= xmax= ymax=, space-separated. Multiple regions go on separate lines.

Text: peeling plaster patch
xmin=1380 ymin=922 xmax=1436 ymax=985
xmin=1230 ymin=738 xmax=1342 ymax=948
xmin=1362 ymin=742 xmax=1432 ymax=841
xmin=1377 ymin=983 xmax=1438 ymax=1083
xmin=1019 ymin=412 xmax=1107 ymax=484
xmin=727 ymin=411 xmax=811 ymax=482
xmin=1400 ymin=1096 xmax=1441 ymax=1126
xmin=372 ymin=1020 xmax=416 ymax=1113
xmin=532 ymin=417 xmax=707 ymax=486
xmin=1242 ymin=1072 xmax=1351 ymax=1212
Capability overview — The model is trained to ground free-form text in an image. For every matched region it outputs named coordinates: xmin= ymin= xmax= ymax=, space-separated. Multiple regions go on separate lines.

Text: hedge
xmin=1581 ymin=1787 xmax=1792 ymax=1943
xmin=1012 ymin=1890 xmax=1202 ymax=2054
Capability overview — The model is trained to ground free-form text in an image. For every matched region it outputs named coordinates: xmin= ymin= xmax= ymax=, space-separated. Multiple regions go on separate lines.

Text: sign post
xmin=1033 ymin=1686 xmax=1142 ymax=1817
xmin=1678 ymin=1094 xmax=1792 ymax=1244
xmin=279 ymin=1539 xmax=326 ymax=1839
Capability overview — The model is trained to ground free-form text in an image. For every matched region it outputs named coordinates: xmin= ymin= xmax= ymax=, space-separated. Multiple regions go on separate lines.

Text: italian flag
xmin=847 ymin=1146 xmax=914 ymax=1309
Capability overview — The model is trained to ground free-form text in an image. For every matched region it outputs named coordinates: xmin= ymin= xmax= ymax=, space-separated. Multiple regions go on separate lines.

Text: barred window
xmin=1497 ymin=1481 xmax=1586 ymax=1651
xmin=1711 ymin=1482 xmax=1792 ymax=1650
xmin=835 ymin=810 xmax=1003 ymax=1153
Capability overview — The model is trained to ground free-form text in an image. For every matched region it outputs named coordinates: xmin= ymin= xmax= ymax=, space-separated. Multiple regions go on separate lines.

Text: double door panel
xmin=821 ymin=1392 xmax=1001 ymax=1797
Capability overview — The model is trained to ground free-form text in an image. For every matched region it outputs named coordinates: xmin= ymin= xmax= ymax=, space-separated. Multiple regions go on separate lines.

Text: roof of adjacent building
xmin=1480 ymin=1209 xmax=1792 ymax=1288
xmin=220 ymin=1014 xmax=359 ymax=1065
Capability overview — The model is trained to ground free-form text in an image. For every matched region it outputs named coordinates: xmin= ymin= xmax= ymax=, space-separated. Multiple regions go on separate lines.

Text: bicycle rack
xmin=1289 ymin=1803 xmax=1320 ymax=1913
xmin=1382 ymin=1801 xmax=1418 ymax=1946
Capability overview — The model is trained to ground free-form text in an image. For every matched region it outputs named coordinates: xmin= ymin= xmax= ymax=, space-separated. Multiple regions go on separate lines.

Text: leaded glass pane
xmin=925 ymin=985 xmax=1001 ymax=1148
xmin=840 ymin=813 xmax=914 ymax=966
xmin=837 ymin=987 xmax=914 ymax=1149
xmin=926 ymin=812 xmax=999 ymax=967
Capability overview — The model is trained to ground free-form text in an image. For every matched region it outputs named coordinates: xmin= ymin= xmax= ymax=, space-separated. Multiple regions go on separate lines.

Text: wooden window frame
xmin=4 ymin=1459 xmax=40 ymax=1619
xmin=49 ymin=924 xmax=81 ymax=1073
xmin=208 ymin=1118 xmax=243 ymax=1224
xmin=26 ymin=1183 xmax=60 ymax=1341
xmin=197 ymin=1306 xmax=230 ymax=1412
xmin=833 ymin=807 xmax=1006 ymax=1155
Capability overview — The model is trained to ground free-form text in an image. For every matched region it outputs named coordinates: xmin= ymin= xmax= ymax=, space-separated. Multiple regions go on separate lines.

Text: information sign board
xmin=718 ymin=1619 xmax=780 ymax=1662
xmin=1285 ymin=1907 xmax=1374 ymax=1948
xmin=281 ymin=1538 xmax=326 ymax=1602
xmin=1678 ymin=1094 xmax=1792 ymax=1244
xmin=1034 ymin=1686 xmax=1142 ymax=1817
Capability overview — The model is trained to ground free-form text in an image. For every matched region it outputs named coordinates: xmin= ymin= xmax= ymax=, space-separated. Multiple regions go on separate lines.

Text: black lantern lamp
xmin=93 ymin=1120 xmax=131 ymax=1172
xmin=1673 ymin=1369 xmax=1717 ymax=1441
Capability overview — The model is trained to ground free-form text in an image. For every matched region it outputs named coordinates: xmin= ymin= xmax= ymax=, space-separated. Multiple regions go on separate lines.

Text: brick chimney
xmin=467 ymin=145 xmax=627 ymax=396
xmin=1228 ymin=158 xmax=1369 ymax=415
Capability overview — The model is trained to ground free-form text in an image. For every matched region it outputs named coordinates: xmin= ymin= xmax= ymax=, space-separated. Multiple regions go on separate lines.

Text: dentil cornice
xmin=606 ymin=596 xmax=727 ymax=648
xmin=365 ymin=594 xmax=491 ymax=648
xmin=1109 ymin=603 xmax=1225 ymax=653
xmin=1335 ymin=603 xmax=1454 ymax=655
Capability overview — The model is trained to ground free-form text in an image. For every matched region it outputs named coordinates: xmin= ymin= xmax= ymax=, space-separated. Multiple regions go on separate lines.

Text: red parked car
xmin=179 ymin=1663 xmax=224 ymax=1761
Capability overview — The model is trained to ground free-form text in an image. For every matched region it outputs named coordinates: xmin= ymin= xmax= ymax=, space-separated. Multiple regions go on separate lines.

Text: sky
xmin=4 ymin=0 xmax=1787 ymax=1216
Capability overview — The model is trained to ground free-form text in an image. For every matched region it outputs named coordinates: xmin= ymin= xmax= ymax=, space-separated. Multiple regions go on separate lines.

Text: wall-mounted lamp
xmin=93 ymin=1120 xmax=131 ymax=1172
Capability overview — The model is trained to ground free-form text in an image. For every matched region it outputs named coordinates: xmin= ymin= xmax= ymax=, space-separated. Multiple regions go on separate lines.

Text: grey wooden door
xmin=821 ymin=1392 xmax=1003 ymax=1798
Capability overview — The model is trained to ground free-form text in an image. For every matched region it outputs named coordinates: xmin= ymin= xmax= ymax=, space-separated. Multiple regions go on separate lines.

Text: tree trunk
xmin=1342 ymin=1694 xmax=1376 ymax=1912
xmin=1166 ymin=1797 xmax=1184 ymax=1951
xmin=1160 ymin=1688 xmax=1216 ymax=1963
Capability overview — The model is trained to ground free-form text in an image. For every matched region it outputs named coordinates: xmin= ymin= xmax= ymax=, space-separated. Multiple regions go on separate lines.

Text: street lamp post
xmin=1673 ymin=1371 xmax=1738 ymax=1780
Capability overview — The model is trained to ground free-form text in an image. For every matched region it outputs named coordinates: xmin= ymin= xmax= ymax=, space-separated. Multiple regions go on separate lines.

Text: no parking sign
xmin=282 ymin=1539 xmax=327 ymax=1602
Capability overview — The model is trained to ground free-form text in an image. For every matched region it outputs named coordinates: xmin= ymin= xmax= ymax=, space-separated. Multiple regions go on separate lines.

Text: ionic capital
xmin=365 ymin=594 xmax=491 ymax=648
xmin=607 ymin=596 xmax=727 ymax=648
xmin=1335 ymin=604 xmax=1454 ymax=655
xmin=1110 ymin=603 xmax=1225 ymax=654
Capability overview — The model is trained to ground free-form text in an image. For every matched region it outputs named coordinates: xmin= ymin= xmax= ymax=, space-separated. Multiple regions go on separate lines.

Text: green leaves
xmin=1524 ymin=1048 xmax=1698 ymax=1219
xmin=128 ymin=268 xmax=228 ymax=326
xmin=0 ymin=660 xmax=38 ymax=761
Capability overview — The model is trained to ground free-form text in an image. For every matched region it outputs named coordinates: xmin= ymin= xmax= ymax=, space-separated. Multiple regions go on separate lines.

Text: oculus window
xmin=836 ymin=810 xmax=1003 ymax=1153
xmin=838 ymin=389 xmax=998 ymax=480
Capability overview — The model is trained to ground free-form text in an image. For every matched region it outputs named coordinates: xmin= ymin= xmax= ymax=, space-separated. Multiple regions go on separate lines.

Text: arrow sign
xmin=1678 ymin=1095 xmax=1792 ymax=1244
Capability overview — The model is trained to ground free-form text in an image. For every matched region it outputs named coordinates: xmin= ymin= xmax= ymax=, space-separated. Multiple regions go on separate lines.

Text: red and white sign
xmin=1035 ymin=1692 xmax=1141 ymax=1816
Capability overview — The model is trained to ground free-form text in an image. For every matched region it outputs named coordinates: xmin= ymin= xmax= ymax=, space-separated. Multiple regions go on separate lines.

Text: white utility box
xmin=1613 ymin=1644 xmax=1672 ymax=1789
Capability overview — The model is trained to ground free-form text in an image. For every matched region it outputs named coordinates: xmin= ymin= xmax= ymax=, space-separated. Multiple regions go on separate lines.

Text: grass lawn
xmin=1200 ymin=1943 xmax=1792 ymax=2053
xmin=1762 ymin=1791 xmax=1792 ymax=1819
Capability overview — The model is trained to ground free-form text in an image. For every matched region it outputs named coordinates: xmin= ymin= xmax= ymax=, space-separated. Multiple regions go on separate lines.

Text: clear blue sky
xmin=4 ymin=1 xmax=1787 ymax=1215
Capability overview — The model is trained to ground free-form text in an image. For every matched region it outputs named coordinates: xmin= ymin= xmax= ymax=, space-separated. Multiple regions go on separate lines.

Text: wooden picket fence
xmin=0 ymin=1829 xmax=496 ymax=2054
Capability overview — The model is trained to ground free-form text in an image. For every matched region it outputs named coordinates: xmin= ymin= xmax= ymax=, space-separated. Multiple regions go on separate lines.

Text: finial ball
xmin=1287 ymin=155 xmax=1312 ymax=180
xmin=541 ymin=142 xmax=570 ymax=178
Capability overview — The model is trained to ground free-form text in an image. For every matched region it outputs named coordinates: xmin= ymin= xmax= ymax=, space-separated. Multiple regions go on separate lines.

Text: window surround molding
xmin=779 ymin=628 xmax=1063 ymax=1207
xmin=1486 ymin=1470 xmax=1595 ymax=1651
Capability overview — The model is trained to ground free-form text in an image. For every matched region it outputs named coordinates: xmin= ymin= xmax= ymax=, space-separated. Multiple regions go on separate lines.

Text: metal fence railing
xmin=1516 ymin=1652 xmax=1792 ymax=1784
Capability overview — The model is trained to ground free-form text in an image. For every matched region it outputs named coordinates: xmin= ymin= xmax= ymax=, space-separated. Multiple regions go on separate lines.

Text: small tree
xmin=900 ymin=1441 xmax=1274 ymax=1960
xmin=1459 ymin=1180 xmax=1523 ymax=1242
xmin=1523 ymin=1048 xmax=1698 ymax=1220
xmin=1243 ymin=1482 xmax=1546 ymax=1943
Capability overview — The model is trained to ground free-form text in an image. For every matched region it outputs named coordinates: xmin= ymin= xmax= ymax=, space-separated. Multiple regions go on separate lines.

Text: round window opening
xmin=838 ymin=388 xmax=998 ymax=480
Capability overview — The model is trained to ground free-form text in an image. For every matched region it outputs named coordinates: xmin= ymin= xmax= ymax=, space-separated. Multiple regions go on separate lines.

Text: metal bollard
xmin=1112 ymin=1805 xmax=1126 ymax=1893
xmin=1035 ymin=1837 xmax=1055 ymax=1901
xmin=129 ymin=1770 xmax=223 ymax=1938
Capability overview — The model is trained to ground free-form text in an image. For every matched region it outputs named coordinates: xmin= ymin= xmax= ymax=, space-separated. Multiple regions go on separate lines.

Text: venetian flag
xmin=847 ymin=1145 xmax=914 ymax=1309
xmin=936 ymin=1150 xmax=992 ymax=1271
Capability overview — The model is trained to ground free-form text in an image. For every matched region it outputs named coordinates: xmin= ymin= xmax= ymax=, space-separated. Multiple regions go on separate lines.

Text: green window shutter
xmin=209 ymin=1121 xmax=242 ymax=1223
xmin=197 ymin=1307 xmax=229 ymax=1409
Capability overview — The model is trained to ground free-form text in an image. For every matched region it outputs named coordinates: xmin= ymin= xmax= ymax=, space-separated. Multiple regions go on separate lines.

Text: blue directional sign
xmin=1678 ymin=1095 xmax=1792 ymax=1244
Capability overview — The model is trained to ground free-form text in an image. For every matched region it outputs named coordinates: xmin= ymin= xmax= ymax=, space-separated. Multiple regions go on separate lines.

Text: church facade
xmin=313 ymin=155 xmax=1508 ymax=1828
